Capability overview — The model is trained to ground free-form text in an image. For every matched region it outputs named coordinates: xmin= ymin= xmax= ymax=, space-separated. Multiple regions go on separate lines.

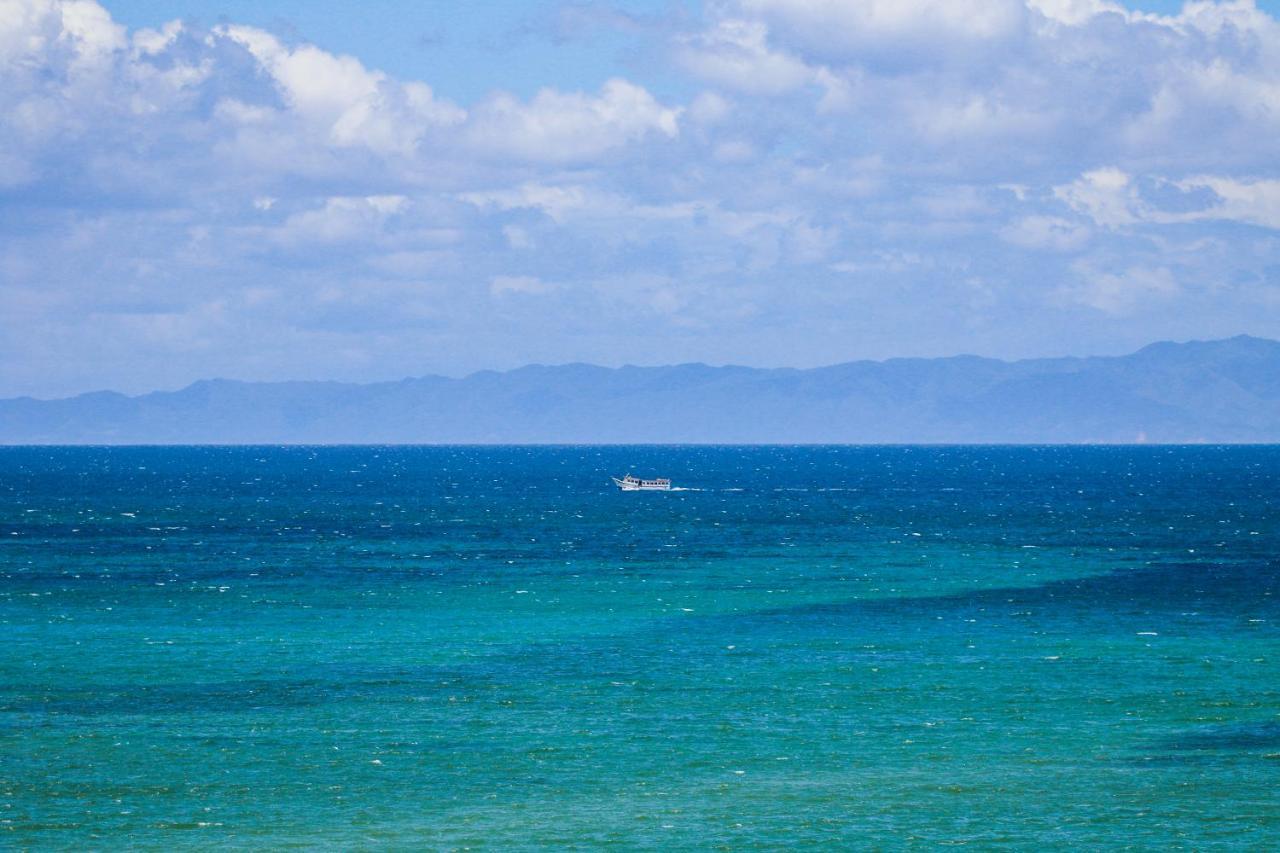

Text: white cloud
xmin=460 ymin=182 xmax=706 ymax=230
xmin=1055 ymin=168 xmax=1142 ymax=228
xmin=465 ymin=79 xmax=679 ymax=163
xmin=1 ymin=0 xmax=681 ymax=207
xmin=0 ymin=0 xmax=53 ymax=65
xmin=3 ymin=0 xmax=1280 ymax=395
xmin=1174 ymin=176 xmax=1280 ymax=230
xmin=216 ymin=24 xmax=463 ymax=157
xmin=1027 ymin=0 xmax=1128 ymax=26
xmin=269 ymin=195 xmax=409 ymax=247
xmin=1056 ymin=169 xmax=1280 ymax=231
xmin=736 ymin=0 xmax=1028 ymax=57
xmin=1000 ymin=215 xmax=1091 ymax=251
xmin=59 ymin=0 xmax=126 ymax=67
xmin=680 ymin=0 xmax=1280 ymax=179
xmin=130 ymin=18 xmax=182 ymax=56
xmin=830 ymin=250 xmax=930 ymax=275
xmin=676 ymin=18 xmax=816 ymax=95
xmin=910 ymin=93 xmax=1053 ymax=141
xmin=460 ymin=183 xmax=608 ymax=224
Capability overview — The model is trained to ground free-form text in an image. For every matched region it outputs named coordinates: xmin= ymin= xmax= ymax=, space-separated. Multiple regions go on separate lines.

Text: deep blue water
xmin=1 ymin=446 xmax=1278 ymax=846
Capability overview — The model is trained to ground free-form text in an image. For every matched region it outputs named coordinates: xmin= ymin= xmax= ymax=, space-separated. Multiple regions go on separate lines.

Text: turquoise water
xmin=1 ymin=446 xmax=1278 ymax=847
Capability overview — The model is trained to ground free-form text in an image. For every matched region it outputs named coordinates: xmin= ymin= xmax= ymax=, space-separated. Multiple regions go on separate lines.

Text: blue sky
xmin=2 ymin=0 xmax=1279 ymax=396
xmin=99 ymin=0 xmax=1280 ymax=101
xmin=103 ymin=1 xmax=698 ymax=103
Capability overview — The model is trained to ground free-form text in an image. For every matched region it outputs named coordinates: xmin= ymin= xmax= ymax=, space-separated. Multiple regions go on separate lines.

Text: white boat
xmin=612 ymin=473 xmax=672 ymax=491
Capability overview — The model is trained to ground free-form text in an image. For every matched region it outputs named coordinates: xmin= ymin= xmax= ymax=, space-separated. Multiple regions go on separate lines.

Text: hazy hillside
xmin=3 ymin=336 xmax=1280 ymax=444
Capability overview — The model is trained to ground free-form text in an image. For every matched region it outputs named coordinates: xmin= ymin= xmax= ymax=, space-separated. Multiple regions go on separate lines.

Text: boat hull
xmin=612 ymin=476 xmax=672 ymax=491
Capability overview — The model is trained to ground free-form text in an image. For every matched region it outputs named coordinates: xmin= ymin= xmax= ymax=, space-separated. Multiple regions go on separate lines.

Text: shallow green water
xmin=1 ymin=446 xmax=1278 ymax=847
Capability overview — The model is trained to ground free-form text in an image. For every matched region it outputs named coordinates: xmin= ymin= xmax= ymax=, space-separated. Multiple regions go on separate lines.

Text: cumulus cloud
xmin=465 ymin=79 xmax=681 ymax=163
xmin=676 ymin=18 xmax=816 ymax=95
xmin=681 ymin=0 xmax=1280 ymax=176
xmin=1056 ymin=168 xmax=1280 ymax=230
xmin=460 ymin=183 xmax=612 ymax=224
xmin=1175 ymin=176 xmax=1280 ymax=230
xmin=268 ymin=195 xmax=409 ymax=248
xmin=217 ymin=25 xmax=464 ymax=157
xmin=2 ymin=0 xmax=1280 ymax=396
xmin=1027 ymin=0 xmax=1129 ymax=26
xmin=1055 ymin=168 xmax=1144 ymax=228
xmin=0 ymin=0 xmax=681 ymax=199
xmin=737 ymin=0 xmax=1030 ymax=61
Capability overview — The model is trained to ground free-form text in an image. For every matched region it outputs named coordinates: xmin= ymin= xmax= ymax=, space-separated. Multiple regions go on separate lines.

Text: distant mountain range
xmin=4 ymin=336 xmax=1280 ymax=444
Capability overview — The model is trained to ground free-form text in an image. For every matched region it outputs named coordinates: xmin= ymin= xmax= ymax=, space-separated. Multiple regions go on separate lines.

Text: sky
xmin=2 ymin=0 xmax=1279 ymax=397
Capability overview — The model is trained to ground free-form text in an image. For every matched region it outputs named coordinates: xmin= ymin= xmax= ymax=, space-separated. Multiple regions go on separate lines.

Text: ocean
xmin=2 ymin=446 xmax=1277 ymax=847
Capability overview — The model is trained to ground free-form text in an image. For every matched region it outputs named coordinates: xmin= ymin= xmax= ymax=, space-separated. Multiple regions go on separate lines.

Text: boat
xmin=612 ymin=473 xmax=672 ymax=491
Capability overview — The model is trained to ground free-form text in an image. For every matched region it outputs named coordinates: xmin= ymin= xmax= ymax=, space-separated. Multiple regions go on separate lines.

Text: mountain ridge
xmin=4 ymin=335 xmax=1280 ymax=444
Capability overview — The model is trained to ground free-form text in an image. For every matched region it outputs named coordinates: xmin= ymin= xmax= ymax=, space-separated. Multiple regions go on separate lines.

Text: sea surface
xmin=1 ymin=446 xmax=1278 ymax=848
